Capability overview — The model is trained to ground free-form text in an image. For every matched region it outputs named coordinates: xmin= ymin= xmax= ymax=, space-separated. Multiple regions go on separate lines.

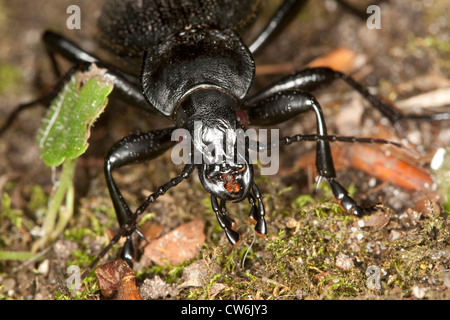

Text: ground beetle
xmin=1 ymin=0 xmax=448 ymax=278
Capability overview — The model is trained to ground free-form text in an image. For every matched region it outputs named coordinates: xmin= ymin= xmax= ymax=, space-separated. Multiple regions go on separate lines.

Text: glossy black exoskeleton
xmin=1 ymin=0 xmax=448 ymax=277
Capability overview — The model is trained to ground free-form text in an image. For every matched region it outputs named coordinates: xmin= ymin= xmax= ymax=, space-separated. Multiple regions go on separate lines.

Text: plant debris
xmin=140 ymin=219 xmax=206 ymax=267
xmin=96 ymin=259 xmax=142 ymax=300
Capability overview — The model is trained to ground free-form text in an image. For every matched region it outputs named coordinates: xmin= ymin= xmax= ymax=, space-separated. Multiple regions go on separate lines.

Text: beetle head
xmin=196 ymin=119 xmax=253 ymax=202
xmin=176 ymin=87 xmax=253 ymax=202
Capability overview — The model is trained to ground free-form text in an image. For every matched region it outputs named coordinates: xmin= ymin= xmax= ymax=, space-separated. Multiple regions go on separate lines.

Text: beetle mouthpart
xmin=222 ymin=172 xmax=241 ymax=194
xmin=221 ymin=163 xmax=250 ymax=199
xmin=225 ymin=228 xmax=241 ymax=247
xmin=201 ymin=161 xmax=252 ymax=201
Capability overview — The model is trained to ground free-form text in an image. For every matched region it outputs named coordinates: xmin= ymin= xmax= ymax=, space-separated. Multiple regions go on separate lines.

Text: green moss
xmin=54 ymin=276 xmax=100 ymax=300
xmin=434 ymin=148 xmax=450 ymax=215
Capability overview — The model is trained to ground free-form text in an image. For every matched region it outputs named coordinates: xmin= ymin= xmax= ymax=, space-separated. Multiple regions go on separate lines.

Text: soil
xmin=0 ymin=0 xmax=449 ymax=301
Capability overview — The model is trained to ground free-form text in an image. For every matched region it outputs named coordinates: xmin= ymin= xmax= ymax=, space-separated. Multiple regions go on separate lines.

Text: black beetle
xmin=1 ymin=0 xmax=448 ymax=279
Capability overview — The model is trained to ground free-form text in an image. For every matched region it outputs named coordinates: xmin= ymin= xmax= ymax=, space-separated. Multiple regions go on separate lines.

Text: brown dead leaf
xmin=209 ymin=283 xmax=228 ymax=298
xmin=95 ymin=259 xmax=142 ymax=300
xmin=255 ymin=62 xmax=296 ymax=75
xmin=312 ymin=271 xmax=331 ymax=286
xmin=255 ymin=47 xmax=361 ymax=76
xmin=140 ymin=221 xmax=164 ymax=242
xmin=347 ymin=144 xmax=434 ymax=191
xmin=357 ymin=211 xmax=391 ymax=229
xmin=306 ymin=47 xmax=358 ymax=73
xmin=96 ymin=260 xmax=121 ymax=298
xmin=118 ymin=273 xmax=142 ymax=300
xmin=140 ymin=219 xmax=206 ymax=266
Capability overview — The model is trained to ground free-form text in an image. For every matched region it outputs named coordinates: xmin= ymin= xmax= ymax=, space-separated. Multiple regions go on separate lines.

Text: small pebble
xmin=335 ymin=253 xmax=354 ymax=270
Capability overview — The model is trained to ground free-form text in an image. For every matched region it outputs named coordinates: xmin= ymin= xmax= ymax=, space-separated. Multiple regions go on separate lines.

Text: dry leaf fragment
xmin=347 ymin=144 xmax=433 ymax=191
xmin=357 ymin=211 xmax=391 ymax=229
xmin=306 ymin=47 xmax=359 ymax=73
xmin=95 ymin=259 xmax=142 ymax=300
xmin=96 ymin=260 xmax=121 ymax=298
xmin=141 ymin=219 xmax=206 ymax=266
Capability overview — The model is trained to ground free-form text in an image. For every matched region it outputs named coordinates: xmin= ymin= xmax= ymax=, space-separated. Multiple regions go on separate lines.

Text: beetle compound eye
xmin=235 ymin=109 xmax=249 ymax=127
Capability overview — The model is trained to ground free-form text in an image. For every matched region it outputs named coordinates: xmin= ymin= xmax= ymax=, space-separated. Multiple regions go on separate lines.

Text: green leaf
xmin=32 ymin=65 xmax=114 ymax=251
xmin=37 ymin=65 xmax=114 ymax=167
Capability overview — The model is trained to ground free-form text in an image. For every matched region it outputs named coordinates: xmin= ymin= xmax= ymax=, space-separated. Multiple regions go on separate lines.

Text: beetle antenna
xmin=0 ymin=100 xmax=44 ymax=136
xmin=80 ymin=164 xmax=195 ymax=281
xmin=0 ymin=66 xmax=83 ymax=137
xmin=254 ymin=133 xmax=417 ymax=157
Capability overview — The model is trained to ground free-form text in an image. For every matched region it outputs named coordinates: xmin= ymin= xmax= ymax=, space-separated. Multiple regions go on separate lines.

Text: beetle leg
xmin=246 ymin=67 xmax=405 ymax=124
xmin=0 ymin=64 xmax=91 ymax=136
xmin=82 ymin=163 xmax=195 ymax=280
xmin=42 ymin=31 xmax=157 ymax=114
xmin=246 ymin=90 xmax=365 ymax=216
xmin=328 ymin=178 xmax=364 ymax=216
xmin=247 ymin=90 xmax=336 ymax=177
xmin=247 ymin=66 xmax=450 ymax=124
xmin=43 ymin=30 xmax=156 ymax=114
xmin=249 ymin=0 xmax=309 ymax=55
xmin=104 ymin=128 xmax=176 ymax=262
xmin=0 ymin=31 xmax=158 ymax=136
xmin=249 ymin=0 xmax=374 ymax=55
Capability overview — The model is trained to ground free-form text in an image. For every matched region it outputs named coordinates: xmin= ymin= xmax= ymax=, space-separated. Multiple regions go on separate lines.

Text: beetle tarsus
xmin=121 ymin=235 xmax=135 ymax=267
xmin=254 ymin=217 xmax=267 ymax=238
xmin=328 ymin=178 xmax=365 ymax=217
